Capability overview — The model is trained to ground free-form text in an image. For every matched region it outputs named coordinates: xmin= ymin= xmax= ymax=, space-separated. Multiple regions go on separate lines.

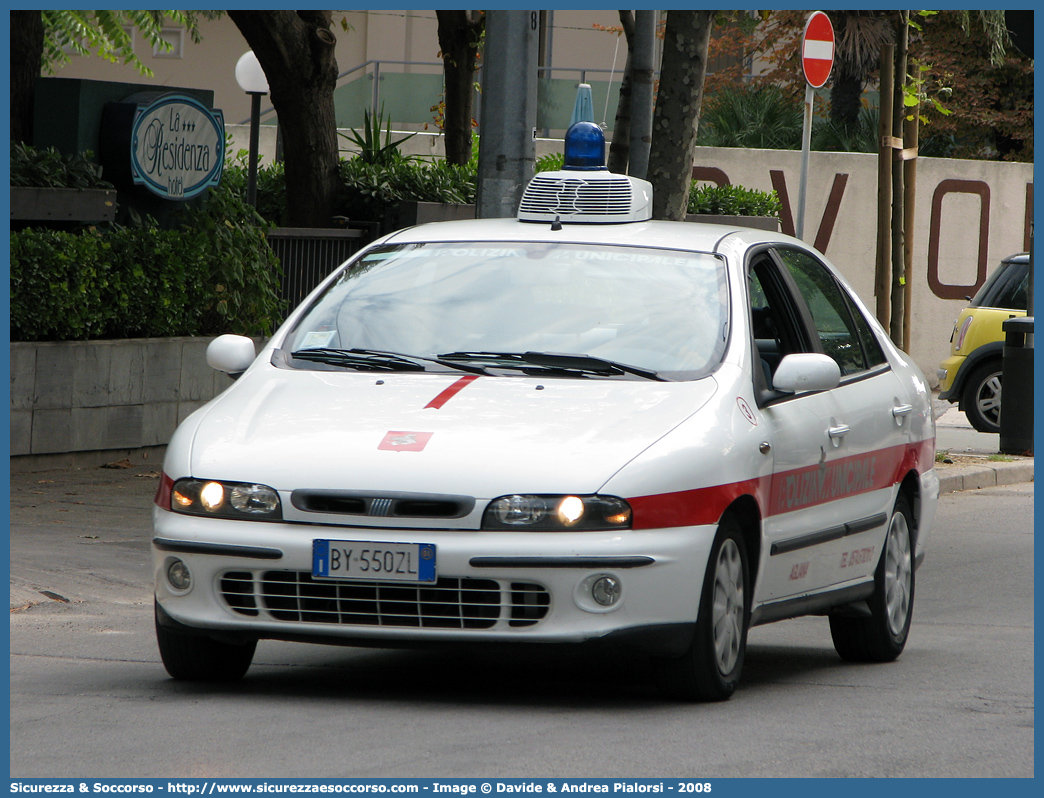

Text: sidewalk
xmin=934 ymin=403 xmax=1034 ymax=494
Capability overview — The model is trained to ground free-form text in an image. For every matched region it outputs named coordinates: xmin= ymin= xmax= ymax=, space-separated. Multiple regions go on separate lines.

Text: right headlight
xmin=482 ymin=494 xmax=632 ymax=531
xmin=169 ymin=478 xmax=282 ymax=521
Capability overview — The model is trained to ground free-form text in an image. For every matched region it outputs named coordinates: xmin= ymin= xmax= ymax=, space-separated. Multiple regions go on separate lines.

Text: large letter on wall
xmin=692 ymin=167 xmax=730 ymax=187
xmin=769 ymin=170 xmax=848 ymax=252
xmin=928 ymin=179 xmax=991 ymax=300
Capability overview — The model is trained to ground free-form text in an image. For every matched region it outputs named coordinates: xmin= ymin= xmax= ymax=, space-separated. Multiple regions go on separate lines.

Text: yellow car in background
xmin=938 ymin=253 xmax=1029 ymax=433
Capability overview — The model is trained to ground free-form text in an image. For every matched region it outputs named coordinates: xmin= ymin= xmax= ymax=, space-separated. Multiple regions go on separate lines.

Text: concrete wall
xmin=9 ymin=337 xmax=238 ymax=461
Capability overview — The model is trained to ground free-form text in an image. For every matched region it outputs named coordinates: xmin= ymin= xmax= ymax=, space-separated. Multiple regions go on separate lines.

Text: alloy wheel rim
xmin=884 ymin=510 xmax=912 ymax=636
xmin=712 ymin=538 xmax=744 ymax=675
xmin=977 ymin=373 xmax=1002 ymax=426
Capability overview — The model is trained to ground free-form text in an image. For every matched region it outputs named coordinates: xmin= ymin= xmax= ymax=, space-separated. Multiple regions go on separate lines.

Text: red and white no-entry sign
xmin=801 ymin=11 xmax=835 ymax=88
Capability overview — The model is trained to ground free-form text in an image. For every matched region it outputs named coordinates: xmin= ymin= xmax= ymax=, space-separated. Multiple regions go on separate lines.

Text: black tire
xmin=961 ymin=361 xmax=1002 ymax=433
xmin=655 ymin=513 xmax=749 ymax=701
xmin=155 ymin=602 xmax=256 ymax=681
xmin=830 ymin=493 xmax=915 ymax=662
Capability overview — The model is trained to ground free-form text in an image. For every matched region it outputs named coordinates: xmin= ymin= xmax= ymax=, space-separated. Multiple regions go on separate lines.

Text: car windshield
xmin=282 ymin=241 xmax=729 ymax=380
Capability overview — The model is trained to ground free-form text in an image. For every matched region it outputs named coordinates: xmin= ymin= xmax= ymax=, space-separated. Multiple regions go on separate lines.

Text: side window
xmin=748 ymin=268 xmax=779 ymax=384
xmin=775 ymin=248 xmax=876 ymax=376
xmin=843 ymin=291 xmax=886 ymax=369
xmin=747 ymin=254 xmax=813 ymax=393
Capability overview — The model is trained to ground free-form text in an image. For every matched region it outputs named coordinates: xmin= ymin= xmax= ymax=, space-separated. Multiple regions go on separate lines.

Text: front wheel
xmin=830 ymin=493 xmax=915 ymax=662
xmin=155 ymin=601 xmax=256 ymax=681
xmin=655 ymin=513 xmax=749 ymax=701
xmin=962 ymin=361 xmax=1002 ymax=433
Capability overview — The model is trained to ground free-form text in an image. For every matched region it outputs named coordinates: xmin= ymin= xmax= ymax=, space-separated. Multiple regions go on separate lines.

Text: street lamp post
xmin=235 ymin=51 xmax=269 ymax=207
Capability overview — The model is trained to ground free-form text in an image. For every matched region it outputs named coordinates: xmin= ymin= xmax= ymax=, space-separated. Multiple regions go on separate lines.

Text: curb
xmin=937 ymin=459 xmax=1035 ymax=494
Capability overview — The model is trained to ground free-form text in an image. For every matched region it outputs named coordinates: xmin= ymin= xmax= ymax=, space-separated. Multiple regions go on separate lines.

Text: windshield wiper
xmin=291 ymin=348 xmax=424 ymax=372
xmin=437 ymin=351 xmax=664 ymax=381
xmin=290 ymin=348 xmax=487 ymax=375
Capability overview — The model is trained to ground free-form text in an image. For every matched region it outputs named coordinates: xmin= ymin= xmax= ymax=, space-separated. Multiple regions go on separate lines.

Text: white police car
xmin=153 ymin=124 xmax=938 ymax=701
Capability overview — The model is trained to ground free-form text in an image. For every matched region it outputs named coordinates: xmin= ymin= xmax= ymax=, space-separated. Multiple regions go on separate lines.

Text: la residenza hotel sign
xmin=130 ymin=93 xmax=224 ymax=200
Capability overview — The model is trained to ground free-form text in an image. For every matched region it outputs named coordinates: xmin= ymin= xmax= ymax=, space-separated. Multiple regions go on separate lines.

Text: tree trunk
xmin=902 ymin=108 xmax=918 ymax=353
xmin=648 ymin=10 xmax=714 ymax=220
xmin=875 ymin=44 xmax=894 ymax=328
xmin=11 ymin=10 xmax=44 ymax=144
xmin=606 ymin=11 xmax=635 ymax=175
xmin=889 ymin=13 xmax=909 ymax=347
xmin=229 ymin=11 xmax=340 ymax=228
xmin=627 ymin=10 xmax=658 ymax=181
xmin=436 ymin=10 xmax=484 ymax=166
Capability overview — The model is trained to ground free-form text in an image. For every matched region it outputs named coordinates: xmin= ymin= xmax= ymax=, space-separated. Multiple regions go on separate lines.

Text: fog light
xmin=591 ymin=575 xmax=621 ymax=607
xmin=167 ymin=560 xmax=192 ymax=591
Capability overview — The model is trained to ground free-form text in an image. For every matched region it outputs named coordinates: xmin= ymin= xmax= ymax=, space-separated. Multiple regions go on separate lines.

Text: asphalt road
xmin=8 ymin=463 xmax=1034 ymax=779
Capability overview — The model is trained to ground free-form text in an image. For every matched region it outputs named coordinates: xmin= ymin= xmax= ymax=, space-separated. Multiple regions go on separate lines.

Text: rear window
xmin=971 ymin=258 xmax=1029 ymax=310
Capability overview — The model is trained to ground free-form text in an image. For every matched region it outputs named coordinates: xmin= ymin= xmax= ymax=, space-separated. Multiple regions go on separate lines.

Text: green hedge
xmin=236 ymin=157 xmax=478 ymax=229
xmin=687 ymin=183 xmax=781 ymax=218
xmin=10 ymin=184 xmax=283 ymax=342
xmin=244 ymin=157 xmax=780 ymax=228
xmin=10 ymin=142 xmax=114 ymax=189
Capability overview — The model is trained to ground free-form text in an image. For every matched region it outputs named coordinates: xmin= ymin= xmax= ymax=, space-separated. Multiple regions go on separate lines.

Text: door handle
xmin=828 ymin=423 xmax=850 ymax=447
xmin=892 ymin=404 xmax=914 ymax=426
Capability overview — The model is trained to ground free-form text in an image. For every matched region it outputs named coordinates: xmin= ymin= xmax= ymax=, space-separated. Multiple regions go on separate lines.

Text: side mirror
xmin=207 ymin=334 xmax=256 ymax=376
xmin=772 ymin=353 xmax=841 ymax=393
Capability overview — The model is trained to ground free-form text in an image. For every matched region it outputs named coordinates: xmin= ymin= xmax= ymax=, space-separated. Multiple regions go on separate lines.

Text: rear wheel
xmin=655 ymin=513 xmax=749 ymax=701
xmin=962 ymin=361 xmax=1002 ymax=433
xmin=155 ymin=601 xmax=256 ymax=681
xmin=830 ymin=493 xmax=915 ymax=662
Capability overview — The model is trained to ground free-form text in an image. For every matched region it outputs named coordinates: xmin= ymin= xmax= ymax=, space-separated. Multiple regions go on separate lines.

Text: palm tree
xmin=830 ymin=12 xmax=893 ymax=131
xmin=697 ymin=85 xmax=802 ymax=150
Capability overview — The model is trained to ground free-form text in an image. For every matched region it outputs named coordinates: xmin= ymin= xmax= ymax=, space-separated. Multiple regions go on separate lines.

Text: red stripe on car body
xmin=425 ymin=375 xmax=480 ymax=409
xmin=629 ymin=439 xmax=935 ymax=530
xmin=629 ymin=478 xmax=769 ymax=530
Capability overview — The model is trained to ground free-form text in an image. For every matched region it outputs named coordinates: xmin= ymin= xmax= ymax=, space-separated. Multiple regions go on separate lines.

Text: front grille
xmin=220 ymin=571 xmax=550 ymax=629
xmin=290 ymin=490 xmax=474 ymax=519
xmin=519 ymin=175 xmax=634 ymax=216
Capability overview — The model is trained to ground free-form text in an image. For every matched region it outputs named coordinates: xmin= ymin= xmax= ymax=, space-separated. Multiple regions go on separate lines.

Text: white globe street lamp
xmin=235 ymin=51 xmax=269 ymax=207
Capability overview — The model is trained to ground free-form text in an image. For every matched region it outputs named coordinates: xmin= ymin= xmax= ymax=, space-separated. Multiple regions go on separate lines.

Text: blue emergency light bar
xmin=562 ymin=121 xmax=607 ymax=171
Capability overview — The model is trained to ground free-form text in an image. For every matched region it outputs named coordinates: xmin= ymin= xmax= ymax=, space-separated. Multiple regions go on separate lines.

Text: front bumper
xmin=937 ymin=354 xmax=965 ymax=399
xmin=152 ymin=509 xmax=717 ymax=654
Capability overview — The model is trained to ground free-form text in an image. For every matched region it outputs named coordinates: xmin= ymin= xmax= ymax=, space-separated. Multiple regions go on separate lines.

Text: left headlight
xmin=482 ymin=494 xmax=631 ymax=531
xmin=169 ymin=478 xmax=282 ymax=520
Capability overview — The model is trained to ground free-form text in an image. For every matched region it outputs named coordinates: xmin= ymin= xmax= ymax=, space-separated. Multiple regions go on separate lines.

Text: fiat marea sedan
xmin=153 ymin=125 xmax=938 ymax=701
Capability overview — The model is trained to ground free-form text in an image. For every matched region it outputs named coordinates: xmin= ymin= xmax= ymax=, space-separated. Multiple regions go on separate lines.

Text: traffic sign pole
xmin=796 ymin=11 xmax=835 ymax=242
xmin=796 ymin=84 xmax=814 ymax=240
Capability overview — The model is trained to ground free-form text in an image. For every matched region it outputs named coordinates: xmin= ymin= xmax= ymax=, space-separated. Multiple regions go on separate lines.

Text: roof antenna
xmin=551 ymin=215 xmax=563 ymax=231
